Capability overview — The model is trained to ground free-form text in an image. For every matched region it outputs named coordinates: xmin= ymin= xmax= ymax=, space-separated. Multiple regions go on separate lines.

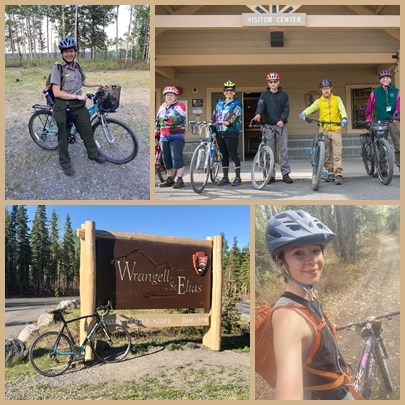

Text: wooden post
xmin=202 ymin=234 xmax=222 ymax=350
xmin=78 ymin=221 xmax=96 ymax=361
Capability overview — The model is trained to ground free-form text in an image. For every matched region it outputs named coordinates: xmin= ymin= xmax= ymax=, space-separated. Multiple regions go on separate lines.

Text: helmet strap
xmin=282 ymin=267 xmax=316 ymax=300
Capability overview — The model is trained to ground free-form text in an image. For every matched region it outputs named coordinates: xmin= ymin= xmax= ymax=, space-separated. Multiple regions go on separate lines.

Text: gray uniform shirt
xmin=50 ymin=62 xmax=86 ymax=95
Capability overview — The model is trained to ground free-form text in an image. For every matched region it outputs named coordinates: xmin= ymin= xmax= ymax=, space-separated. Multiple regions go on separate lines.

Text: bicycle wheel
xmin=374 ymin=340 xmax=394 ymax=393
xmin=30 ymin=331 xmax=73 ymax=377
xmin=251 ymin=145 xmax=274 ymax=189
xmin=92 ymin=117 xmax=139 ymax=164
xmin=156 ymin=150 xmax=167 ymax=183
xmin=28 ymin=110 xmax=58 ymax=150
xmin=376 ymin=138 xmax=393 ymax=185
xmin=190 ymin=143 xmax=210 ymax=194
xmin=311 ymin=141 xmax=325 ymax=191
xmin=91 ymin=323 xmax=131 ymax=363
xmin=210 ymin=147 xmax=221 ymax=183
xmin=360 ymin=135 xmax=375 ymax=175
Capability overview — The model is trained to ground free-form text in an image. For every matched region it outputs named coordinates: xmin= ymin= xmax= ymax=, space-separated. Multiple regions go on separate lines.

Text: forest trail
xmin=256 ymin=231 xmax=400 ymax=400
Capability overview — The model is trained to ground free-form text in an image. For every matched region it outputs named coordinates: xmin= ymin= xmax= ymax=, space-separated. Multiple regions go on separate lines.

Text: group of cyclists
xmin=155 ymin=69 xmax=400 ymax=190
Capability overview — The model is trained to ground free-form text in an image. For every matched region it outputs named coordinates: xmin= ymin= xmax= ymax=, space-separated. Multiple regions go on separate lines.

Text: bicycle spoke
xmin=28 ymin=111 xmax=59 ymax=150
xmin=190 ymin=143 xmax=210 ymax=193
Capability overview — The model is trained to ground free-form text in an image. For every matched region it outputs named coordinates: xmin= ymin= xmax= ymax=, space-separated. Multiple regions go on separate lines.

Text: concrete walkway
xmin=154 ymin=159 xmax=400 ymax=201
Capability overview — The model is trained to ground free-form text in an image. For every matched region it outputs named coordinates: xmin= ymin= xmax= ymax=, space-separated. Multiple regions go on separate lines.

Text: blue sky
xmin=8 ymin=205 xmax=250 ymax=248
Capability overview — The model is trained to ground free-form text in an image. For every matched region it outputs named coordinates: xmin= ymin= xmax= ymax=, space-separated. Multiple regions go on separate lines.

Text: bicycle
xmin=337 ymin=310 xmax=400 ymax=399
xmin=28 ymin=87 xmax=139 ymax=164
xmin=29 ymin=301 xmax=131 ymax=377
xmin=189 ymin=121 xmax=222 ymax=194
xmin=155 ymin=135 xmax=168 ymax=183
xmin=357 ymin=121 xmax=394 ymax=185
xmin=304 ymin=118 xmax=341 ymax=191
xmin=249 ymin=119 xmax=276 ymax=190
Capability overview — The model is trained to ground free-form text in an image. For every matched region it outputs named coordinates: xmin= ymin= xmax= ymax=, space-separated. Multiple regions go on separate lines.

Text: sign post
xmin=77 ymin=223 xmax=223 ymax=357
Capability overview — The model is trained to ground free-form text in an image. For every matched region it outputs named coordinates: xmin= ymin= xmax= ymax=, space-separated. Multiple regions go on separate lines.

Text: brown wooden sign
xmin=95 ymin=237 xmax=212 ymax=309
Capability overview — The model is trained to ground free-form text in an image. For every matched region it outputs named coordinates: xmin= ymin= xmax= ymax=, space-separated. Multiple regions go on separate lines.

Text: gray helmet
xmin=266 ymin=210 xmax=336 ymax=257
xmin=59 ymin=36 xmax=77 ymax=51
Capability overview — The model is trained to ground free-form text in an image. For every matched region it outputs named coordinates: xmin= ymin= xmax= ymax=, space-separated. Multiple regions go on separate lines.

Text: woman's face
xmin=165 ymin=93 xmax=177 ymax=103
xmin=281 ymin=243 xmax=324 ymax=285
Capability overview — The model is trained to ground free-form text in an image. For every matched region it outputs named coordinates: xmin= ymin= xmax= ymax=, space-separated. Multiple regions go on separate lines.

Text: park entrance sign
xmin=77 ymin=221 xmax=223 ymax=356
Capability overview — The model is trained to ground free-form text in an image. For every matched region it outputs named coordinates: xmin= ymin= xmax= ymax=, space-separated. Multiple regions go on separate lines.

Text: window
xmin=346 ymin=85 xmax=373 ymax=130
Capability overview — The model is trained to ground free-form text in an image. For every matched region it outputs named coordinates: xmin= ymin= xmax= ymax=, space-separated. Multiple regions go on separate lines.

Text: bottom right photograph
xmin=255 ymin=204 xmax=400 ymax=400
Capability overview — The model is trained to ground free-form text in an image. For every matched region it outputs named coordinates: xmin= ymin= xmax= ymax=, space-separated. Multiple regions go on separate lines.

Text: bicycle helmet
xmin=319 ymin=79 xmax=332 ymax=88
xmin=58 ymin=36 xmax=77 ymax=51
xmin=223 ymin=80 xmax=236 ymax=90
xmin=163 ymin=86 xmax=179 ymax=96
xmin=266 ymin=210 xmax=336 ymax=257
xmin=266 ymin=72 xmax=280 ymax=81
xmin=379 ymin=70 xmax=391 ymax=79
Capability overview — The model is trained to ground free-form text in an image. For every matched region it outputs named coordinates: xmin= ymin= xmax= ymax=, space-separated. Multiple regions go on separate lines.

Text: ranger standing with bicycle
xmin=212 ymin=81 xmax=243 ymax=186
xmin=365 ymin=70 xmax=400 ymax=169
xmin=299 ymin=79 xmax=348 ymax=185
xmin=51 ymin=36 xmax=108 ymax=176
xmin=253 ymin=72 xmax=293 ymax=184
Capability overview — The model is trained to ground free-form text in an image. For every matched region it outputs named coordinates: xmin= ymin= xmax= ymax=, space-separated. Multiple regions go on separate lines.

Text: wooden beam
xmin=156 ymin=53 xmax=395 ymax=67
xmin=155 ymin=14 xmax=399 ymax=29
xmin=155 ymin=66 xmax=176 ymax=80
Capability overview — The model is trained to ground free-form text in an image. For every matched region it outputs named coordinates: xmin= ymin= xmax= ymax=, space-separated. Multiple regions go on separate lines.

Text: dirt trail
xmin=256 ymin=231 xmax=400 ymax=400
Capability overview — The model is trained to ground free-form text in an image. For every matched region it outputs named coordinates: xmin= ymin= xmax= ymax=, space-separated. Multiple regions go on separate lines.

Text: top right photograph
xmin=154 ymin=4 xmax=400 ymax=201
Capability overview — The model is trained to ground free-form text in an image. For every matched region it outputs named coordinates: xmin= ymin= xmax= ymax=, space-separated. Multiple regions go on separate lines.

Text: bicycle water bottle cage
xmin=192 ymin=251 xmax=209 ymax=275
xmin=370 ymin=123 xmax=388 ymax=138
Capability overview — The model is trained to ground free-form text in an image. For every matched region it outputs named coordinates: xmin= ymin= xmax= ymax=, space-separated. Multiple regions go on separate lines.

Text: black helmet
xmin=59 ymin=36 xmax=77 ymax=51
xmin=266 ymin=210 xmax=336 ymax=257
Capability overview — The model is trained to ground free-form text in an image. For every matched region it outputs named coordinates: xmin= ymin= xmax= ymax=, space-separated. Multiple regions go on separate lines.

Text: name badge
xmin=386 ymin=106 xmax=392 ymax=112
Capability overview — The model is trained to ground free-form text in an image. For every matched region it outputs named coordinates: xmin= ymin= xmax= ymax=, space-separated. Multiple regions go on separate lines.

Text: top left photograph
xmin=4 ymin=4 xmax=150 ymax=201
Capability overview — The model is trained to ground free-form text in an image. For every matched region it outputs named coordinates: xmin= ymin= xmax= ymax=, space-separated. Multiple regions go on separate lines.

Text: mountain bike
xmin=30 ymin=301 xmax=131 ymax=377
xmin=249 ymin=119 xmax=276 ymax=190
xmin=356 ymin=121 xmax=394 ymax=185
xmin=189 ymin=121 xmax=222 ymax=194
xmin=304 ymin=118 xmax=341 ymax=191
xmin=28 ymin=87 xmax=139 ymax=164
xmin=337 ymin=310 xmax=400 ymax=399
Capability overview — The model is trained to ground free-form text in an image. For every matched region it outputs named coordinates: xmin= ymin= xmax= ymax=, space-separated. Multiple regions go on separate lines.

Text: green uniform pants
xmin=53 ymin=98 xmax=99 ymax=168
xmin=389 ymin=122 xmax=400 ymax=166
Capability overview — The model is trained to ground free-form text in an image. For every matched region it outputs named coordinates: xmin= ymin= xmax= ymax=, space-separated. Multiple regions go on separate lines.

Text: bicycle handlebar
xmin=96 ymin=300 xmax=113 ymax=317
xmin=305 ymin=117 xmax=341 ymax=126
xmin=336 ymin=310 xmax=400 ymax=331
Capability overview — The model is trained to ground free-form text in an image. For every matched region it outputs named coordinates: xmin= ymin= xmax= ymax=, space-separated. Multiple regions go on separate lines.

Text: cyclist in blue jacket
xmin=212 ymin=81 xmax=243 ymax=186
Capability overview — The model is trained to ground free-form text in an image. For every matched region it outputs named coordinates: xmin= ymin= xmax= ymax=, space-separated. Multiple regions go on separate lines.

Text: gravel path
xmin=5 ymin=69 xmax=150 ymax=200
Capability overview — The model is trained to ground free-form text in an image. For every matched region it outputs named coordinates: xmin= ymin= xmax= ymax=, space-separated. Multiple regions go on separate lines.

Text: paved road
xmin=4 ymin=297 xmax=78 ymax=339
xmin=154 ymin=159 xmax=400 ymax=201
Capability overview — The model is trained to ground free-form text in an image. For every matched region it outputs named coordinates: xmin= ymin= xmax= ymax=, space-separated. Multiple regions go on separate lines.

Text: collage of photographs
xmin=2 ymin=1 xmax=401 ymax=402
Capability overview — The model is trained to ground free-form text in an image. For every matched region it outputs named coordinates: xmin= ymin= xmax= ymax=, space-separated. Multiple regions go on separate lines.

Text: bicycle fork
xmin=99 ymin=114 xmax=115 ymax=144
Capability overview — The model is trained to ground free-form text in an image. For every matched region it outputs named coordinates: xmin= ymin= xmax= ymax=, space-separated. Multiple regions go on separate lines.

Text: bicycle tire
xmin=91 ymin=323 xmax=131 ymax=363
xmin=210 ymin=147 xmax=221 ymax=183
xmin=156 ymin=150 xmax=167 ymax=183
xmin=376 ymin=138 xmax=393 ymax=185
xmin=360 ymin=134 xmax=375 ymax=175
xmin=251 ymin=145 xmax=274 ymax=190
xmin=311 ymin=140 xmax=325 ymax=191
xmin=374 ymin=340 xmax=394 ymax=393
xmin=92 ymin=117 xmax=138 ymax=164
xmin=190 ymin=143 xmax=210 ymax=194
xmin=30 ymin=331 xmax=73 ymax=377
xmin=361 ymin=348 xmax=375 ymax=399
xmin=28 ymin=110 xmax=59 ymax=151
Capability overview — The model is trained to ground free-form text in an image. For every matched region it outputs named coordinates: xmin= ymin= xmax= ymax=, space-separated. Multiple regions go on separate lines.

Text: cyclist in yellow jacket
xmin=299 ymin=79 xmax=348 ymax=185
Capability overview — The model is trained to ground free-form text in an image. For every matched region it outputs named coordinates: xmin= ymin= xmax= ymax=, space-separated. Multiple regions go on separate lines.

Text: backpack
xmin=255 ymin=303 xmax=318 ymax=388
xmin=42 ymin=62 xmax=84 ymax=106
xmin=255 ymin=302 xmax=364 ymax=399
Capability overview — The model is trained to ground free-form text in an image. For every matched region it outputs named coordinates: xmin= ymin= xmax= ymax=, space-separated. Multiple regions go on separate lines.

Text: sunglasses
xmin=224 ymin=89 xmax=234 ymax=92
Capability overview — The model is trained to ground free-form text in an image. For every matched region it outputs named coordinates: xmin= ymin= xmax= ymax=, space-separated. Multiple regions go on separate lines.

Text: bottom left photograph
xmin=4 ymin=204 xmax=250 ymax=400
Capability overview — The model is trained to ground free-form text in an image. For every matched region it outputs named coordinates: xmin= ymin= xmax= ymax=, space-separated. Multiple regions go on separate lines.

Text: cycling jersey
xmin=155 ymin=101 xmax=187 ymax=141
xmin=213 ymin=98 xmax=242 ymax=135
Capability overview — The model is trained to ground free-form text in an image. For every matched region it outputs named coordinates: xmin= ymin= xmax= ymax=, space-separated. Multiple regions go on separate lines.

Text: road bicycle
xmin=357 ymin=121 xmax=394 ymax=185
xmin=249 ymin=119 xmax=276 ymax=190
xmin=337 ymin=310 xmax=400 ymax=399
xmin=30 ymin=301 xmax=131 ymax=377
xmin=304 ymin=118 xmax=341 ymax=191
xmin=28 ymin=87 xmax=139 ymax=164
xmin=189 ymin=121 xmax=222 ymax=194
